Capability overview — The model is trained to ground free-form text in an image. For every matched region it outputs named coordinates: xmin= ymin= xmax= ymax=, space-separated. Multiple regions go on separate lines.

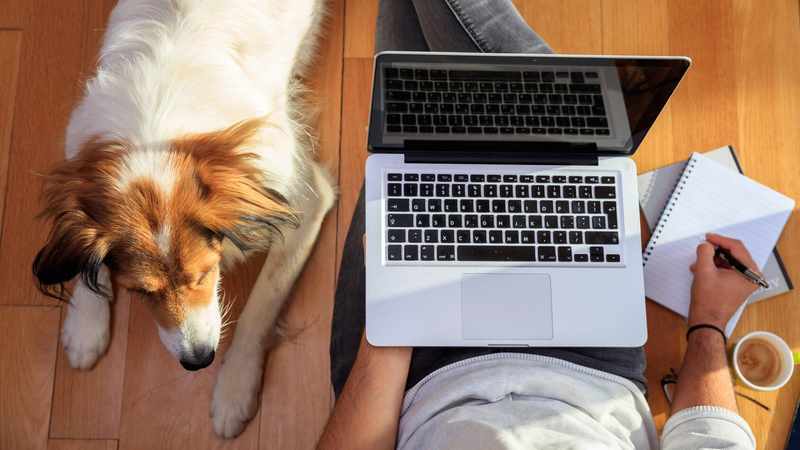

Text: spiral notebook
xmin=642 ymin=152 xmax=795 ymax=336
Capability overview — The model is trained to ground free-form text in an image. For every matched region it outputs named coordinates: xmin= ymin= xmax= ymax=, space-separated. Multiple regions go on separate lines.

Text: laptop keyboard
xmin=384 ymin=171 xmax=623 ymax=265
xmin=383 ymin=68 xmax=609 ymax=136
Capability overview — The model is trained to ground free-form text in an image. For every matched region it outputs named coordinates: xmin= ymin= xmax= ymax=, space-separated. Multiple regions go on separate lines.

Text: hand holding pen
xmin=688 ymin=233 xmax=764 ymax=330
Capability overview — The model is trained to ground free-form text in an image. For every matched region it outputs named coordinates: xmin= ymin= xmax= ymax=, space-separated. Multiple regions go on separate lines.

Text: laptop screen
xmin=367 ymin=52 xmax=690 ymax=157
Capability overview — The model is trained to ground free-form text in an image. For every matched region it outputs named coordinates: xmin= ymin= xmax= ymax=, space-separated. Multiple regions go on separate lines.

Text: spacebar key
xmin=457 ymin=246 xmax=536 ymax=261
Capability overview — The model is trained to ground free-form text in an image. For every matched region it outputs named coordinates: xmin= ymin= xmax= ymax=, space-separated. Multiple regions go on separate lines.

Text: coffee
xmin=737 ymin=338 xmax=783 ymax=387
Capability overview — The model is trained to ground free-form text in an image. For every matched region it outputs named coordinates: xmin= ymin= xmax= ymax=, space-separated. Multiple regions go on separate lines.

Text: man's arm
xmin=669 ymin=233 xmax=760 ymax=415
xmin=316 ymin=331 xmax=412 ymax=450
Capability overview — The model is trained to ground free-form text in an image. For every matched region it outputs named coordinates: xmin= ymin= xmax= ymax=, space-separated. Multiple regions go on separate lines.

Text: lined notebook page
xmin=643 ymin=152 xmax=795 ymax=336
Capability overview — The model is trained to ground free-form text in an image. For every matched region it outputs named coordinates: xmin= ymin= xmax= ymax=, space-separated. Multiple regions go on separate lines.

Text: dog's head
xmin=33 ymin=119 xmax=297 ymax=370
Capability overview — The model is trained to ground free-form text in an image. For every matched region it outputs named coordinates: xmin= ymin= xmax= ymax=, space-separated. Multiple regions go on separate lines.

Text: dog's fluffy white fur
xmin=41 ymin=0 xmax=334 ymax=438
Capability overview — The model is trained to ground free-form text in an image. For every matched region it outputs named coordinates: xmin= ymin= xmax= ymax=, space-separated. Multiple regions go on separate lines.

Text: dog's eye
xmin=198 ymin=266 xmax=215 ymax=285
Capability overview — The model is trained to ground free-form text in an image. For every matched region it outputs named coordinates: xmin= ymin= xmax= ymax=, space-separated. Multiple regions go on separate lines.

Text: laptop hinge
xmin=401 ymin=141 xmax=599 ymax=166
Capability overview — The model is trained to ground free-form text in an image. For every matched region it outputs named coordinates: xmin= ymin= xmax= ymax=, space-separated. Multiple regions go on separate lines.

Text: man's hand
xmin=688 ymin=233 xmax=761 ymax=329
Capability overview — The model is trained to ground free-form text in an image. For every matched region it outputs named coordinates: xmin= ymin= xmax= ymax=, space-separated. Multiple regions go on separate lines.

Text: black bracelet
xmin=686 ymin=324 xmax=727 ymax=346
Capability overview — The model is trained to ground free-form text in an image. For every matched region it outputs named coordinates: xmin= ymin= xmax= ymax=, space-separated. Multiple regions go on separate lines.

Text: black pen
xmin=700 ymin=238 xmax=769 ymax=288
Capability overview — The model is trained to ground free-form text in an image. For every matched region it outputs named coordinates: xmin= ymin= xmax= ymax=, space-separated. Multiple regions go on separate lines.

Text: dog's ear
xmin=32 ymin=141 xmax=120 ymax=301
xmin=176 ymin=118 xmax=300 ymax=252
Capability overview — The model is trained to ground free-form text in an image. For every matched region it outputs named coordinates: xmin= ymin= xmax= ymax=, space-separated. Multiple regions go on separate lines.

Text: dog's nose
xmin=179 ymin=347 xmax=215 ymax=371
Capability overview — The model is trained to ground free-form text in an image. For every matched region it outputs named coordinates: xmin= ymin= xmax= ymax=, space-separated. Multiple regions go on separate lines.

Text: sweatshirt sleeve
xmin=661 ymin=406 xmax=756 ymax=450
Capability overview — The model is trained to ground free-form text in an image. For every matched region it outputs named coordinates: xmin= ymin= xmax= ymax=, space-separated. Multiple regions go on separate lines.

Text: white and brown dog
xmin=31 ymin=0 xmax=334 ymax=438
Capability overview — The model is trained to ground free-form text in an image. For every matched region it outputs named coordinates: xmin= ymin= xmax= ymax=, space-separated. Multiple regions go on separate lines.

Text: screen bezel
xmin=366 ymin=52 xmax=691 ymax=158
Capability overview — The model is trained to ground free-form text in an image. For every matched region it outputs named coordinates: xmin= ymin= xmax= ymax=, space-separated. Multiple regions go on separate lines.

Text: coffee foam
xmin=737 ymin=338 xmax=782 ymax=386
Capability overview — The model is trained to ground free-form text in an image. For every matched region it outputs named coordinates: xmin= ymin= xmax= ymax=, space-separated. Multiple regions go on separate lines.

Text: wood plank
xmin=667 ymin=0 xmax=738 ymax=157
xmin=0 ymin=31 xmax=22 ymax=236
xmin=0 ymin=0 xmax=26 ymax=29
xmin=257 ymin=0 xmax=343 ymax=447
xmin=82 ymin=0 xmax=118 ymax=77
xmin=0 ymin=306 xmax=61 ymax=450
xmin=343 ymin=0 xmax=378 ymax=58
xmin=48 ymin=439 xmax=118 ymax=450
xmin=731 ymin=0 xmax=800 ymax=447
xmin=517 ymin=0 xmax=603 ymax=54
xmin=0 ymin=0 xmax=89 ymax=305
xmin=50 ymin=287 xmax=131 ymax=438
xmin=335 ymin=58 xmax=372 ymax=278
xmin=118 ymin=263 xmax=261 ymax=450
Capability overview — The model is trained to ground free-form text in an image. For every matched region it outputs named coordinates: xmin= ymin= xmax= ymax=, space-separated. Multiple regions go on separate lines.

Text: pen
xmin=699 ymin=238 xmax=769 ymax=288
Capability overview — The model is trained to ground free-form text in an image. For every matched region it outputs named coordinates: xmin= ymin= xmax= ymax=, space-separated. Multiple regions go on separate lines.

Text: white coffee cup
xmin=730 ymin=331 xmax=797 ymax=391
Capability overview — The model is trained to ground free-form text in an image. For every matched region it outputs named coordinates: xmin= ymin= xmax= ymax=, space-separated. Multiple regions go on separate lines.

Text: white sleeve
xmin=661 ymin=406 xmax=756 ymax=450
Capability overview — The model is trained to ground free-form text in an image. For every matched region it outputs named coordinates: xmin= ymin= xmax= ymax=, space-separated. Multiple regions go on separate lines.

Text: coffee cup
xmin=730 ymin=331 xmax=798 ymax=391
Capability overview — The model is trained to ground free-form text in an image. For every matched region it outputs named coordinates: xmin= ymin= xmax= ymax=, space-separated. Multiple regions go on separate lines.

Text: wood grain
xmin=48 ymin=439 xmax=118 ymax=450
xmin=343 ymin=0 xmax=379 ymax=58
xmin=334 ymin=58 xmax=372 ymax=278
xmin=0 ymin=0 xmax=89 ymax=306
xmin=258 ymin=0 xmax=343 ymax=446
xmin=0 ymin=306 xmax=61 ymax=450
xmin=519 ymin=0 xmax=603 ymax=54
xmin=0 ymin=31 xmax=22 ymax=237
xmin=0 ymin=0 xmax=26 ymax=29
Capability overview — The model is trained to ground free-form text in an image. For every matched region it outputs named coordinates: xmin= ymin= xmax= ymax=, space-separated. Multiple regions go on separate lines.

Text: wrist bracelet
xmin=686 ymin=324 xmax=727 ymax=346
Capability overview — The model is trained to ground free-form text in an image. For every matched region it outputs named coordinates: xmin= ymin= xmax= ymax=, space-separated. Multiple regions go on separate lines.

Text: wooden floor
xmin=1 ymin=0 xmax=798 ymax=448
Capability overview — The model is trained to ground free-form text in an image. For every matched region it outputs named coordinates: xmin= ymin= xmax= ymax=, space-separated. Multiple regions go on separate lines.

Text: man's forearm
xmin=316 ymin=333 xmax=412 ymax=450
xmin=670 ymin=328 xmax=738 ymax=415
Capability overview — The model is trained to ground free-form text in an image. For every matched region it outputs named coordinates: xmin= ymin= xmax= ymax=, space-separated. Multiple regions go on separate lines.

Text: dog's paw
xmin=61 ymin=296 xmax=111 ymax=370
xmin=210 ymin=354 xmax=263 ymax=438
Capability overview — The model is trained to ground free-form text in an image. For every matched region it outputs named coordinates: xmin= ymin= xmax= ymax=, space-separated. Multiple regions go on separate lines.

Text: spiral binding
xmin=642 ymin=155 xmax=697 ymax=266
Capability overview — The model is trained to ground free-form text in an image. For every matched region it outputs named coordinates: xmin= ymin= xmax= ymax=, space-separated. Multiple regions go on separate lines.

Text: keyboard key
xmin=537 ymin=230 xmax=551 ymax=244
xmin=500 ymin=127 xmax=514 ymax=134
xmin=468 ymin=127 xmax=482 ymax=134
xmin=385 ymin=68 xmax=399 ymax=78
xmin=404 ymin=245 xmax=418 ymax=261
xmin=538 ymin=246 xmax=556 ymax=262
xmin=472 ymin=230 xmax=486 ymax=243
xmin=492 ymin=200 xmax=506 ymax=213
xmin=387 ymin=91 xmax=411 ymax=101
xmin=387 ymin=198 xmax=409 ymax=211
xmin=500 ymin=184 xmax=513 ymax=197
xmin=440 ymin=104 xmax=454 ymax=114
xmin=547 ymin=185 xmax=561 ymax=198
xmin=387 ymin=229 xmax=405 ymax=243
xmin=515 ymin=185 xmax=529 ymax=198
xmin=387 ymin=245 xmax=402 ymax=260
xmin=480 ymin=215 xmax=495 ymax=228
xmin=445 ymin=199 xmax=458 ymax=212
xmin=426 ymin=199 xmax=441 ymax=212
xmin=458 ymin=246 xmax=535 ymax=262
xmin=421 ymin=245 xmax=435 ymax=260
xmin=505 ymin=230 xmax=519 ymax=243
xmin=569 ymin=231 xmax=583 ymax=244
xmin=528 ymin=215 xmax=543 ymax=228
xmin=403 ymin=125 xmax=418 ymax=133
xmin=441 ymin=230 xmax=455 ymax=243
xmin=606 ymin=254 xmax=621 ymax=263
xmin=387 ymin=113 xmax=401 ymax=124
xmin=544 ymin=215 xmax=558 ymax=228
xmin=448 ymin=215 xmax=462 ymax=228
xmin=587 ymin=117 xmax=609 ymax=128
xmin=601 ymin=176 xmax=615 ymax=184
xmin=489 ymin=230 xmax=503 ymax=243
xmin=553 ymin=175 xmax=566 ymax=183
xmin=437 ymin=245 xmax=456 ymax=261
xmin=594 ymin=186 xmax=616 ymax=198
xmin=420 ymin=184 xmax=434 ymax=197
xmin=596 ymin=129 xmax=610 ymax=136
xmin=471 ymin=104 xmax=485 ymax=114
xmin=587 ymin=201 xmax=600 ymax=213
xmin=521 ymin=231 xmax=535 ymax=244
xmin=386 ymin=79 xmax=403 ymax=90
xmin=523 ymin=71 xmax=541 ymax=82
xmin=435 ymin=126 xmax=449 ymax=133
xmin=571 ymin=200 xmax=585 ymax=213
xmin=560 ymin=216 xmax=574 ymax=229
xmin=508 ymin=200 xmax=521 ymax=213
xmin=432 ymin=214 xmax=446 ymax=228
xmin=575 ymin=254 xmax=588 ymax=262
xmin=513 ymin=215 xmax=526 ymax=228
xmin=554 ymin=231 xmax=567 ymax=244
xmin=577 ymin=216 xmax=590 ymax=229
xmin=590 ymin=246 xmax=604 ymax=262
xmin=436 ymin=184 xmax=449 ymax=197
xmin=539 ymin=200 xmax=553 ymax=213
xmin=568 ymin=176 xmax=583 ymax=183
xmin=585 ymin=176 xmax=599 ymax=184
xmin=496 ymin=215 xmax=510 ymax=228
xmin=465 ymin=214 xmax=478 ymax=228
xmin=484 ymin=185 xmax=497 ymax=197
xmin=557 ymin=246 xmax=573 ymax=262
xmin=415 ymin=214 xmax=430 ymax=227
xmin=524 ymin=200 xmax=538 ymax=213
xmin=563 ymin=186 xmax=576 ymax=198
xmin=586 ymin=232 xmax=620 ymax=245
xmin=424 ymin=229 xmax=438 ymax=243
xmin=453 ymin=184 xmax=466 ymax=197
xmin=532 ymin=185 xmax=545 ymax=197
xmin=592 ymin=216 xmax=606 ymax=229
xmin=460 ymin=199 xmax=474 ymax=212
xmin=388 ymin=183 xmax=402 ymax=196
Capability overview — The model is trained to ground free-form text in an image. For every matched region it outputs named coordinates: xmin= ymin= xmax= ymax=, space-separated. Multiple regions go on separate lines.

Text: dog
xmin=31 ymin=0 xmax=334 ymax=438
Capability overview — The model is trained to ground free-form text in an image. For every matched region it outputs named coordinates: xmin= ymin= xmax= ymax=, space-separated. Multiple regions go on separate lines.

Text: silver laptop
xmin=365 ymin=52 xmax=691 ymax=347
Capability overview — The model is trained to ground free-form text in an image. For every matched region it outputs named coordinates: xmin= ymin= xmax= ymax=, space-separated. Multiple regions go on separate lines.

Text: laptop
xmin=364 ymin=52 xmax=691 ymax=347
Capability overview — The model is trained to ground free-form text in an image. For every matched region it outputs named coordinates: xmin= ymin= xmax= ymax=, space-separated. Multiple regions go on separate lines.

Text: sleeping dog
xmin=32 ymin=0 xmax=334 ymax=438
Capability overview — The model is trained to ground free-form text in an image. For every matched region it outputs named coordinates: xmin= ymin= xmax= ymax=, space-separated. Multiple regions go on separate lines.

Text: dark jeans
xmin=330 ymin=0 xmax=647 ymax=400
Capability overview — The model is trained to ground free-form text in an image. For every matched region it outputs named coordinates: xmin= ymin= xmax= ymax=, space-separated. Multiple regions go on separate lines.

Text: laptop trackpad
xmin=461 ymin=274 xmax=553 ymax=340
